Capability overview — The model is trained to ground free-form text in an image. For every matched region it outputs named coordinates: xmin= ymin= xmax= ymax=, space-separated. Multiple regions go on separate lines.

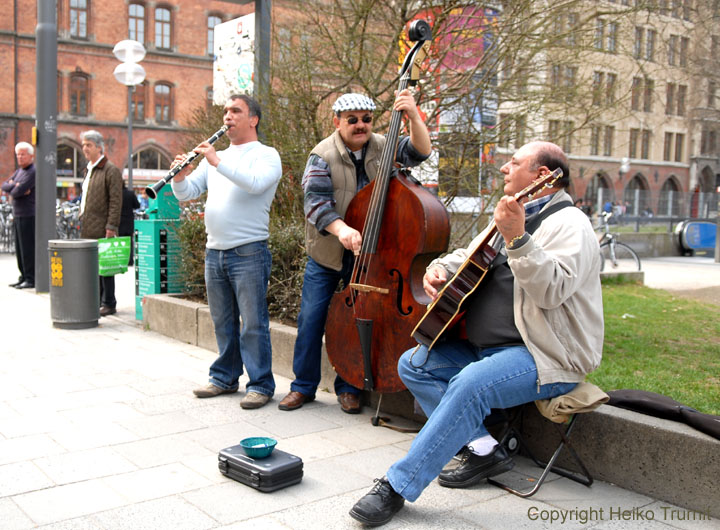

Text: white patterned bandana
xmin=332 ymin=93 xmax=376 ymax=114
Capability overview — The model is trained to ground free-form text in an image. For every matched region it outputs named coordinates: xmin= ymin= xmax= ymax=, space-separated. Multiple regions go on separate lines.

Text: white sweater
xmin=171 ymin=141 xmax=282 ymax=250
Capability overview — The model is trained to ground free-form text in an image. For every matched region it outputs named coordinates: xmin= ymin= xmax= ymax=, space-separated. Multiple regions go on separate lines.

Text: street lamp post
xmin=112 ymin=40 xmax=146 ymax=191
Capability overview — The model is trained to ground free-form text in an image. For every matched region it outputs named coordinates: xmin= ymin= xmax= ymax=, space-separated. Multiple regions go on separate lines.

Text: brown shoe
xmin=278 ymin=391 xmax=315 ymax=411
xmin=99 ymin=305 xmax=116 ymax=316
xmin=338 ymin=392 xmax=362 ymax=414
xmin=193 ymin=383 xmax=238 ymax=398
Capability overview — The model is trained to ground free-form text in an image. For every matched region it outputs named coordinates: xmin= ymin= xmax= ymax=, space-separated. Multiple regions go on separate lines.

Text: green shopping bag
xmin=98 ymin=236 xmax=131 ymax=276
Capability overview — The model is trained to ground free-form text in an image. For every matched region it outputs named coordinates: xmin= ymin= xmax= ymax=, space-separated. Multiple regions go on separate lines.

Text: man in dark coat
xmin=1 ymin=142 xmax=36 ymax=289
xmin=79 ymin=130 xmax=123 ymax=316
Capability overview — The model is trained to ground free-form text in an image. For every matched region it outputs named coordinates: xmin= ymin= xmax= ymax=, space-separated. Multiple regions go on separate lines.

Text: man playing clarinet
xmin=170 ymin=94 xmax=282 ymax=410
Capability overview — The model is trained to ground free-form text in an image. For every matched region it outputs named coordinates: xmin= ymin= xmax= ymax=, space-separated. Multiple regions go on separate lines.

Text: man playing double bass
xmin=349 ymin=141 xmax=604 ymax=526
xmin=278 ymin=90 xmax=432 ymax=414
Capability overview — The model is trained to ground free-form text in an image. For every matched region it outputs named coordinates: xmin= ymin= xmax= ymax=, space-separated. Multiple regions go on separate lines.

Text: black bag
xmin=218 ymin=445 xmax=303 ymax=492
xmin=607 ymin=389 xmax=720 ymax=441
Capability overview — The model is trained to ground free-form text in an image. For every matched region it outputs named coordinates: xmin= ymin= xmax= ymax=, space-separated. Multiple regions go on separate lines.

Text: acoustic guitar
xmin=411 ymin=168 xmax=563 ymax=350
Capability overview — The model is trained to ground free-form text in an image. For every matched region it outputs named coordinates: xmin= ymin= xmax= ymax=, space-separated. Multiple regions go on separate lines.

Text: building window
xmin=643 ymin=78 xmax=654 ymax=112
xmin=551 ymin=65 xmax=561 ymax=86
xmin=594 ymin=19 xmax=605 ymax=50
xmin=70 ymin=0 xmax=88 ymax=39
xmin=548 ymin=120 xmax=560 ymax=142
xmin=634 ymin=27 xmax=643 ymax=58
xmin=606 ymin=73 xmax=617 ymax=105
xmin=207 ymin=15 xmax=222 ymax=56
xmin=590 ymin=125 xmax=600 ymax=156
xmin=712 ymin=35 xmax=719 ymax=59
xmin=679 ymin=37 xmax=689 ymax=67
xmin=69 ymin=74 xmax=88 ymax=116
xmin=155 ymin=7 xmax=172 ymax=49
xmin=131 ymin=82 xmax=146 ymax=121
xmin=57 ymin=72 xmax=63 ymax=113
xmin=592 ymin=72 xmax=603 ymax=106
xmin=631 ymin=77 xmax=642 ymax=111
xmin=671 ymin=0 xmax=682 ymax=18
xmin=129 ymin=3 xmax=145 ymax=43
xmin=566 ymin=13 xmax=578 ymax=46
xmin=668 ymin=35 xmax=677 ymax=66
xmin=674 ymin=133 xmax=684 ymax=162
xmin=155 ymin=83 xmax=172 ymax=122
xmin=666 ymin=83 xmax=675 ymax=115
xmin=132 ymin=147 xmax=171 ymax=170
xmin=515 ymin=115 xmax=526 ymax=147
xmin=663 ymin=132 xmax=673 ymax=161
xmin=606 ymin=22 xmax=618 ymax=52
xmin=709 ymin=81 xmax=717 ymax=108
xmin=677 ymin=84 xmax=687 ymax=116
xmin=646 ymin=29 xmax=656 ymax=61
xmin=629 ymin=129 xmax=639 ymax=158
xmin=641 ymin=129 xmax=651 ymax=159
xmin=603 ymin=126 xmax=614 ymax=157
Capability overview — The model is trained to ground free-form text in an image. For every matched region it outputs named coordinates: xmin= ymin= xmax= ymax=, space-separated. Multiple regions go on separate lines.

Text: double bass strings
xmin=350 ymin=76 xmax=412 ymax=311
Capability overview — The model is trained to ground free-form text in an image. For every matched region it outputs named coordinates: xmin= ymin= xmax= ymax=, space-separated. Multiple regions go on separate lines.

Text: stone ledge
xmin=142 ymin=292 xmax=719 ymax=517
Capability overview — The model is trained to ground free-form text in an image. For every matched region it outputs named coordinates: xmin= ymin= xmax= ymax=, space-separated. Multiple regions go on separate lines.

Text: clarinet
xmin=145 ymin=125 xmax=229 ymax=199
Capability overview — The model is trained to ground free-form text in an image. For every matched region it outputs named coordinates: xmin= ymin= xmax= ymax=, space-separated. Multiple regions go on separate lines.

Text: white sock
xmin=467 ymin=435 xmax=498 ymax=456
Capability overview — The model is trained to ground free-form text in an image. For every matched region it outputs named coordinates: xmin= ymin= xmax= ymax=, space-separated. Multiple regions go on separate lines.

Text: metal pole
xmin=254 ymin=0 xmax=271 ymax=105
xmin=35 ymin=0 xmax=57 ymax=293
xmin=127 ymin=86 xmax=133 ymax=190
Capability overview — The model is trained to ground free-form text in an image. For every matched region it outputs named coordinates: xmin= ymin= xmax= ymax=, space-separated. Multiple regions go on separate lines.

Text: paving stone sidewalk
xmin=0 ymin=254 xmax=716 ymax=529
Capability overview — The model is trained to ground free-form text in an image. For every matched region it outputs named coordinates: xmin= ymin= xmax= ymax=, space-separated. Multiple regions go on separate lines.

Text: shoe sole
xmin=240 ymin=398 xmax=271 ymax=409
xmin=278 ymin=396 xmax=315 ymax=411
xmin=193 ymin=389 xmax=238 ymax=398
xmin=437 ymin=458 xmax=515 ymax=489
xmin=349 ymin=506 xmax=399 ymax=527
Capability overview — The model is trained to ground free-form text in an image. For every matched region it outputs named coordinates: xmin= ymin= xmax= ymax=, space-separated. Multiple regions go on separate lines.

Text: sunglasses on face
xmin=344 ymin=115 xmax=373 ymax=124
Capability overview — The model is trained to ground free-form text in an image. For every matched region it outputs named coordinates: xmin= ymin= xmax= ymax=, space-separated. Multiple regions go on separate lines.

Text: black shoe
xmin=349 ymin=477 xmax=405 ymax=527
xmin=438 ymin=445 xmax=515 ymax=489
xmin=15 ymin=281 xmax=34 ymax=289
xmin=9 ymin=280 xmax=23 ymax=287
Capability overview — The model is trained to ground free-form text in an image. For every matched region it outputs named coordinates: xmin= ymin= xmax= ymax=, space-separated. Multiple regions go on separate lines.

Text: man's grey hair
xmin=15 ymin=142 xmax=34 ymax=156
xmin=80 ymin=130 xmax=105 ymax=152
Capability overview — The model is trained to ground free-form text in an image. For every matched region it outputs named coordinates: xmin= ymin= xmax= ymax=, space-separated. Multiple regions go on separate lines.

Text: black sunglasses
xmin=345 ymin=115 xmax=373 ymax=124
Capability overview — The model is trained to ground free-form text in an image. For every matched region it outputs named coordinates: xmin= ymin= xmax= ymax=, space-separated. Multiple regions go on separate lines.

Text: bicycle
xmin=0 ymin=202 xmax=15 ymax=253
xmin=596 ymin=211 xmax=641 ymax=272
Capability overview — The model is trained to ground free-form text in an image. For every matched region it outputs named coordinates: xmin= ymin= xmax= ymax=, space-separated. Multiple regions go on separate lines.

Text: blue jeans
xmin=204 ymin=241 xmax=274 ymax=396
xmin=290 ymin=255 xmax=360 ymax=396
xmin=386 ymin=341 xmax=577 ymax=502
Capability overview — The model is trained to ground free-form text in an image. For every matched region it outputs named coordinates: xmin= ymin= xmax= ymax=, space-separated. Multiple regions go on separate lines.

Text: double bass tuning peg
xmin=408 ymin=19 xmax=432 ymax=43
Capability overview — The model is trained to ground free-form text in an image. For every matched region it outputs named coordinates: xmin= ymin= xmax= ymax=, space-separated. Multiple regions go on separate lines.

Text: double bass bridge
xmin=349 ymin=282 xmax=390 ymax=295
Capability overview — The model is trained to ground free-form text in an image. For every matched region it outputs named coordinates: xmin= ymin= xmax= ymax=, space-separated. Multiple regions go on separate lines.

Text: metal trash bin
xmin=49 ymin=239 xmax=99 ymax=329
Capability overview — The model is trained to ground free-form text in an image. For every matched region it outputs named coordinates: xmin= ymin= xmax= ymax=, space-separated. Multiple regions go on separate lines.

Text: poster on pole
xmin=213 ymin=13 xmax=255 ymax=104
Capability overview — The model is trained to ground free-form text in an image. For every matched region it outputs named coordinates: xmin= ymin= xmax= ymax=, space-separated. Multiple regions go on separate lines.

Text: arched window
xmin=623 ymin=174 xmax=649 ymax=215
xmin=129 ymin=3 xmax=145 ymax=43
xmin=207 ymin=14 xmax=222 ymax=55
xmin=154 ymin=82 xmax=172 ymax=123
xmin=69 ymin=73 xmax=89 ymax=116
xmin=70 ymin=0 xmax=88 ymax=39
xmin=155 ymin=7 xmax=172 ymax=49
xmin=658 ymin=178 xmax=681 ymax=216
xmin=132 ymin=146 xmax=170 ymax=170
xmin=584 ymin=172 xmax=612 ymax=213
xmin=131 ymin=82 xmax=147 ymax=122
xmin=57 ymin=143 xmax=87 ymax=200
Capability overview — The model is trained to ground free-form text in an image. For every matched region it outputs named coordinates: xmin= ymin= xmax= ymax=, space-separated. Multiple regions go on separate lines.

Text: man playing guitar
xmin=350 ymin=141 xmax=604 ymax=527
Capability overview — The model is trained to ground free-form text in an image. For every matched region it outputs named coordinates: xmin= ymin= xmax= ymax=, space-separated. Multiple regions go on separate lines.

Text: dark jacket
xmin=1 ymin=163 xmax=35 ymax=217
xmin=80 ymin=157 xmax=123 ymax=239
xmin=119 ymin=186 xmax=140 ymax=236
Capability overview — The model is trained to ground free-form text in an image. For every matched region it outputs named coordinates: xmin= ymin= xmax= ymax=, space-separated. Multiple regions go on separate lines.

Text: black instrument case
xmin=218 ymin=445 xmax=303 ymax=492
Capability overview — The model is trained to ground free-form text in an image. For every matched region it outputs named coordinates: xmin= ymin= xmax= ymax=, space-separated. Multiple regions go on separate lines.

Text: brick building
xmin=0 ymin=0 xmax=253 ymax=199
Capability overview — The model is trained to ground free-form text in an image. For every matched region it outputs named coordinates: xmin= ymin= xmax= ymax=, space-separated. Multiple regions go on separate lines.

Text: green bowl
xmin=240 ymin=436 xmax=277 ymax=458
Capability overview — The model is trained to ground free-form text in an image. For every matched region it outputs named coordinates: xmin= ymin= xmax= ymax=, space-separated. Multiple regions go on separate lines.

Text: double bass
xmin=325 ymin=20 xmax=450 ymax=396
